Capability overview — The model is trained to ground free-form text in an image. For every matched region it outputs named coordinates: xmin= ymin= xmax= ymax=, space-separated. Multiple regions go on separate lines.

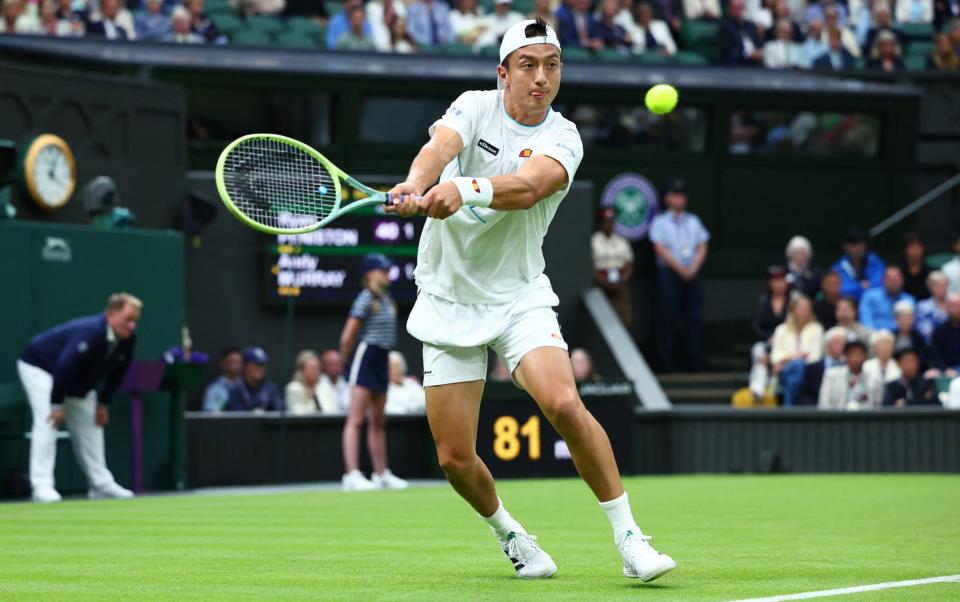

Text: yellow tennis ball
xmin=645 ymin=84 xmax=678 ymax=115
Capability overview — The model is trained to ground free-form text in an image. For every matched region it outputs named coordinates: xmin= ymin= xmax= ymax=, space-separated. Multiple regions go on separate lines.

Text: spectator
xmin=86 ymin=0 xmax=132 ymax=38
xmin=406 ymin=0 xmax=455 ymax=47
xmin=35 ymin=0 xmax=71 ymax=35
xmin=337 ymin=4 xmax=376 ymax=50
xmin=942 ymin=232 xmax=960 ymax=293
xmin=802 ymin=18 xmax=828 ymax=64
xmin=823 ymin=4 xmax=861 ymax=58
xmin=935 ymin=3 xmax=959 ymax=32
xmin=385 ymin=351 xmax=426 ymax=414
xmin=806 ymin=0 xmax=848 ymax=28
xmin=859 ymin=265 xmax=915 ymax=331
xmin=763 ymin=0 xmax=802 ymax=42
xmin=326 ymin=0 xmax=371 ymax=48
xmin=836 ymin=296 xmax=873 ymax=344
xmin=1 ymin=0 xmax=38 ymax=33
xmin=366 ymin=0 xmax=404 ymax=50
xmin=286 ymin=349 xmax=339 ymax=415
xmin=592 ymin=207 xmax=634 ymax=330
xmin=202 ymin=347 xmax=243 ymax=412
xmin=831 ymin=228 xmax=884 ymax=302
xmin=650 ymin=177 xmax=710 ymax=372
xmin=783 ymin=237 xmax=820 ymax=298
xmin=318 ymin=349 xmax=350 ymax=413
xmin=594 ymin=0 xmax=632 ymax=50
xmin=650 ymin=0 xmax=683 ymax=37
xmin=799 ymin=326 xmax=847 ymax=405
xmin=819 ymin=340 xmax=883 ymax=410
xmin=186 ymin=0 xmax=223 ymax=43
xmin=896 ymin=0 xmax=933 ymax=24
xmin=388 ymin=16 xmax=418 ymax=52
xmin=764 ymin=17 xmax=806 ymax=66
xmin=814 ymin=270 xmax=842 ymax=328
xmin=929 ymin=32 xmax=960 ymax=69
xmin=683 ymin=0 xmax=720 ymax=20
xmin=864 ymin=329 xmax=902 ymax=384
xmin=917 ymin=271 xmax=949 ymax=343
xmin=528 ymin=0 xmax=558 ymax=31
xmin=164 ymin=5 xmax=203 ymax=42
xmin=450 ymin=0 xmax=486 ymax=45
xmin=813 ymin=26 xmax=858 ymax=68
xmin=893 ymin=300 xmax=929 ymax=363
xmin=718 ymin=0 xmax=764 ymax=66
xmin=17 ymin=292 xmax=141 ymax=502
xmin=557 ymin=0 xmax=602 ymax=49
xmin=571 ymin=348 xmax=599 ymax=382
xmin=232 ymin=0 xmax=285 ymax=17
xmin=898 ymin=232 xmax=932 ymax=300
xmin=770 ymin=294 xmax=823 ymax=406
xmin=225 ymin=347 xmax=283 ymax=412
xmin=948 ymin=18 xmax=960 ymax=56
xmin=56 ymin=0 xmax=86 ymax=36
xmin=285 ymin=0 xmax=328 ymax=24
xmin=930 ymin=293 xmax=960 ymax=377
xmin=866 ymin=28 xmax=905 ymax=71
xmin=883 ymin=349 xmax=939 ymax=406
xmin=135 ymin=0 xmax=169 ymax=40
xmin=474 ymin=0 xmax=524 ymax=49
xmin=628 ymin=1 xmax=677 ymax=55
xmin=748 ymin=265 xmax=789 ymax=398
xmin=864 ymin=3 xmax=902 ymax=53
xmin=942 ymin=375 xmax=960 ymax=409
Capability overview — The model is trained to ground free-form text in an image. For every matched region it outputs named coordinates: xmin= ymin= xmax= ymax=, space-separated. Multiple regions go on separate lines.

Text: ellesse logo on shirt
xmin=477 ymin=139 xmax=500 ymax=156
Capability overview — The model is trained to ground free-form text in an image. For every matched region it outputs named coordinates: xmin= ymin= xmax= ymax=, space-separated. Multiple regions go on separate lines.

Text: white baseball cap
xmin=497 ymin=19 xmax=562 ymax=89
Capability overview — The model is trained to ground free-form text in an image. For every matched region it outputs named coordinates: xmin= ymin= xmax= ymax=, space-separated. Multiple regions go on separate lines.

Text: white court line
xmin=731 ymin=574 xmax=960 ymax=602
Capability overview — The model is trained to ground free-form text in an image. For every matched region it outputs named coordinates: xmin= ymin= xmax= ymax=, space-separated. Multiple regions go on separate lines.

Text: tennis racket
xmin=215 ymin=133 xmax=405 ymax=235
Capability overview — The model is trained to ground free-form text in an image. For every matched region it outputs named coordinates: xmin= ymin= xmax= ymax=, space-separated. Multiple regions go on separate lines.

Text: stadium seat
xmin=211 ymin=13 xmax=243 ymax=35
xmin=904 ymin=55 xmax=927 ymax=71
xmin=423 ymin=43 xmax=475 ymax=55
xmin=900 ymin=23 xmax=934 ymax=40
xmin=634 ymin=52 xmax=669 ymax=64
xmin=513 ymin=0 xmax=534 ymax=13
xmin=275 ymin=32 xmax=317 ymax=48
xmin=906 ymin=41 xmax=933 ymax=57
xmin=680 ymin=20 xmax=719 ymax=62
xmin=674 ymin=50 xmax=708 ymax=65
xmin=286 ymin=16 xmax=323 ymax=34
xmin=926 ymin=252 xmax=953 ymax=269
xmin=561 ymin=47 xmax=592 ymax=61
xmin=231 ymin=29 xmax=273 ymax=45
xmin=478 ymin=45 xmax=500 ymax=56
xmin=247 ymin=16 xmax=285 ymax=35
xmin=597 ymin=49 xmax=631 ymax=62
xmin=326 ymin=1 xmax=344 ymax=14
xmin=206 ymin=2 xmax=237 ymax=17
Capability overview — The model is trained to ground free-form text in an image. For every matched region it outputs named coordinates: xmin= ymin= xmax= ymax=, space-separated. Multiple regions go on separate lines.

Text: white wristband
xmin=451 ymin=177 xmax=493 ymax=208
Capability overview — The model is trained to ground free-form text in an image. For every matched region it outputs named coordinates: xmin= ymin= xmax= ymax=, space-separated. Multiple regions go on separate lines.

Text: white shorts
xmin=407 ymin=282 xmax=568 ymax=387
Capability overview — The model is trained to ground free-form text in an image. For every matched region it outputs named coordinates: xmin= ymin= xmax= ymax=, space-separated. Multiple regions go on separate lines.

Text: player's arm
xmin=339 ymin=317 xmax=362 ymax=362
xmin=386 ymin=125 xmax=464 ymax=217
xmin=418 ymin=154 xmax=569 ymax=219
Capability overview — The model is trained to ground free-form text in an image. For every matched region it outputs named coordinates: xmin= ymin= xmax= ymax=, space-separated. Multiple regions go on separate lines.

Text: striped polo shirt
xmin=350 ymin=289 xmax=397 ymax=349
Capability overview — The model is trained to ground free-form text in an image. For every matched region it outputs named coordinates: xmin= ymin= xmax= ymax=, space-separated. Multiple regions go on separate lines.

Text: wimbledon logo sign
xmin=600 ymin=173 xmax=659 ymax=242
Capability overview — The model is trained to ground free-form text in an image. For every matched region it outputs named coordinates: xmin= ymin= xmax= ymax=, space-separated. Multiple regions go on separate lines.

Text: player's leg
xmin=65 ymin=391 xmax=131 ymax=499
xmin=423 ymin=344 xmax=556 ymax=579
xmin=17 ymin=360 xmax=60 ymax=502
xmin=341 ymin=386 xmax=376 ymax=490
xmin=367 ymin=392 xmax=408 ymax=489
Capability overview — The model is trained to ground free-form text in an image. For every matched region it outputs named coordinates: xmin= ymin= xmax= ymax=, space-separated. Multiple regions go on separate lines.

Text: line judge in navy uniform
xmin=17 ymin=293 xmax=140 ymax=503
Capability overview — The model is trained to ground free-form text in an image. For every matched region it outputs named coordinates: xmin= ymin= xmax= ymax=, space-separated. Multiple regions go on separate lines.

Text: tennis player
xmin=385 ymin=18 xmax=676 ymax=581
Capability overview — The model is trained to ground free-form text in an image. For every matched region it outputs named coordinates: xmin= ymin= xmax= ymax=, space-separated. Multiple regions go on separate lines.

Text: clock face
xmin=24 ymin=134 xmax=77 ymax=211
xmin=34 ymin=144 xmax=73 ymax=208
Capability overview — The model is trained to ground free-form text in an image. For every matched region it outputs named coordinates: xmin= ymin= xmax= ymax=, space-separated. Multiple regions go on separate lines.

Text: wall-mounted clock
xmin=22 ymin=134 xmax=77 ymax=212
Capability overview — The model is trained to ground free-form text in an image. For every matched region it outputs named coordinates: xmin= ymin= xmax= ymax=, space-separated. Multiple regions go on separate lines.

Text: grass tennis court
xmin=1 ymin=475 xmax=958 ymax=601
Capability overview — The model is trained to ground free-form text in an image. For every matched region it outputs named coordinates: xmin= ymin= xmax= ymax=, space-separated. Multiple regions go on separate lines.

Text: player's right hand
xmin=49 ymin=408 xmax=65 ymax=428
xmin=385 ymin=182 xmax=422 ymax=217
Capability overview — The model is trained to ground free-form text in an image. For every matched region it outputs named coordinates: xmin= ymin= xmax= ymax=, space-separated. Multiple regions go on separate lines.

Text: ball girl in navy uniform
xmin=340 ymin=253 xmax=409 ymax=491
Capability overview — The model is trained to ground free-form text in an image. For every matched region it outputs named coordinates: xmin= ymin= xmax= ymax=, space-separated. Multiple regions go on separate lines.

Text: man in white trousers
xmin=17 ymin=292 xmax=141 ymax=503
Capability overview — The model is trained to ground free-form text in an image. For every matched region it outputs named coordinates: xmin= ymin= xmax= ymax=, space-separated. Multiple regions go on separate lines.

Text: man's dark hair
xmin=220 ymin=346 xmax=242 ymax=359
xmin=500 ymin=17 xmax=551 ymax=68
xmin=844 ymin=340 xmax=867 ymax=355
xmin=903 ymin=231 xmax=923 ymax=247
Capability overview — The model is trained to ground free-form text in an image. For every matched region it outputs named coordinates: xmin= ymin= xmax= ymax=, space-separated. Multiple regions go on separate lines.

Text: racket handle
xmin=384 ymin=192 xmax=421 ymax=206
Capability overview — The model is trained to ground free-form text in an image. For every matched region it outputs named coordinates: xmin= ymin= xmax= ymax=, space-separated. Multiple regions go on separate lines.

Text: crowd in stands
xmin=746 ymin=228 xmax=960 ymax=410
xmin=2 ymin=0 xmax=958 ymax=71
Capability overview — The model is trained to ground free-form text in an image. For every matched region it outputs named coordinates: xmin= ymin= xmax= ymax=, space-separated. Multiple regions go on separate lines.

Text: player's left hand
xmin=95 ymin=403 xmax=110 ymax=427
xmin=419 ymin=181 xmax=463 ymax=219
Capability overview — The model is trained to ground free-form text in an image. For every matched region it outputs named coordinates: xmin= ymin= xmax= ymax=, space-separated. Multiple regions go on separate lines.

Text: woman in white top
xmin=770 ymin=294 xmax=823 ymax=406
xmin=450 ymin=0 xmax=486 ymax=44
xmin=385 ymin=351 xmax=426 ymax=414
xmin=285 ymin=350 xmax=339 ymax=415
xmin=863 ymin=329 xmax=901 ymax=384
xmin=367 ymin=0 xmax=407 ymax=51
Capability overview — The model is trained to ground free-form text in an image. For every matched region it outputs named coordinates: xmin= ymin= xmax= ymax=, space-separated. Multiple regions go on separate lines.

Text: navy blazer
xmin=799 ymin=360 xmax=829 ymax=406
xmin=21 ymin=314 xmax=135 ymax=405
xmin=813 ymin=49 xmax=857 ymax=70
xmin=86 ymin=20 xmax=131 ymax=39
xmin=556 ymin=6 xmax=602 ymax=48
xmin=717 ymin=17 xmax=763 ymax=65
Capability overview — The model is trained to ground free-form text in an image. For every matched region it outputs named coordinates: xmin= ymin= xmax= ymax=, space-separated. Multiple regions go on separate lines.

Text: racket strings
xmin=222 ymin=138 xmax=338 ymax=230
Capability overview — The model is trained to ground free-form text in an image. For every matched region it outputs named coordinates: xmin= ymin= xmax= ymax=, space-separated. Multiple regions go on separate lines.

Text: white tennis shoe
xmin=341 ymin=470 xmax=376 ymax=491
xmin=502 ymin=532 xmax=557 ymax=579
xmin=88 ymin=482 xmax=134 ymax=500
xmin=618 ymin=529 xmax=676 ymax=582
xmin=371 ymin=469 xmax=409 ymax=490
xmin=31 ymin=487 xmax=62 ymax=503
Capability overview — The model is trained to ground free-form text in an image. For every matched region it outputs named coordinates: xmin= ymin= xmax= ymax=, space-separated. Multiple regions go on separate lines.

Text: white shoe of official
xmin=31 ymin=487 xmax=62 ymax=503
xmin=618 ymin=529 xmax=676 ymax=582
xmin=341 ymin=470 xmax=377 ymax=491
xmin=371 ymin=469 xmax=409 ymax=490
xmin=502 ymin=532 xmax=557 ymax=579
xmin=88 ymin=482 xmax=134 ymax=500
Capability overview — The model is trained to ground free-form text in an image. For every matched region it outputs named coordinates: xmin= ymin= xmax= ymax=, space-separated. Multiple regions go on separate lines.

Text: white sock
xmin=599 ymin=492 xmax=639 ymax=544
xmin=481 ymin=498 xmax=526 ymax=542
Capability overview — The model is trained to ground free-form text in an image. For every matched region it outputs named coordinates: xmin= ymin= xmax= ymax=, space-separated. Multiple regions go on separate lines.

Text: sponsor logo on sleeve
xmin=471 ymin=179 xmax=481 ymax=193
xmin=519 ymin=148 xmax=533 ymax=157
